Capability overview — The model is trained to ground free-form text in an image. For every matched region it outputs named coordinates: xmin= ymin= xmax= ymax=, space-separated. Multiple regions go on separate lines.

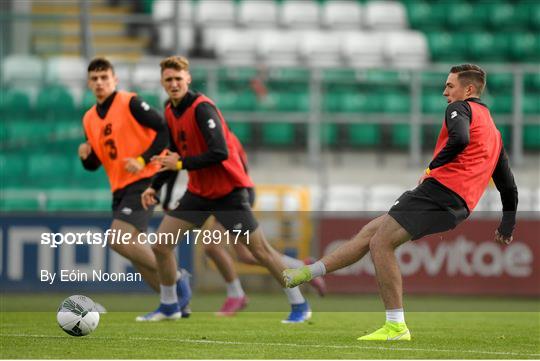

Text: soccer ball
xmin=57 ymin=295 xmax=100 ymax=337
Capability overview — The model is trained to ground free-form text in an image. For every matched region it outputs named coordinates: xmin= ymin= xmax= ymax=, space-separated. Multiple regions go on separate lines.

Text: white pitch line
xmin=1 ymin=334 xmax=539 ymax=358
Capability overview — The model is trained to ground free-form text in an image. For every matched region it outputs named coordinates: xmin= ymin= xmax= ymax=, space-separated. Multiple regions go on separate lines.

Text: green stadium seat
xmin=467 ymin=32 xmax=509 ymax=62
xmin=391 ymin=124 xmax=411 ymax=148
xmin=484 ymin=1 xmax=529 ymax=30
xmin=0 ymin=89 xmax=32 ymax=121
xmin=422 ymin=93 xmax=446 ymax=114
xmin=422 ymin=71 xmax=447 ymax=89
xmin=190 ymin=67 xmax=209 ymax=93
xmin=423 ymin=124 xmax=441 ymax=148
xmin=445 ymin=2 xmax=479 ymax=30
xmin=523 ymin=93 xmax=540 ymax=114
xmin=524 ymin=72 xmax=540 ymax=92
xmin=27 ymin=154 xmax=72 ymax=187
xmin=347 ymin=124 xmax=381 ymax=147
xmin=496 ymin=124 xmax=511 ymax=148
xmin=71 ymin=157 xmax=109 ymax=189
xmin=487 ymin=72 xmax=514 ymax=93
xmin=258 ymin=92 xmax=309 ymax=112
xmin=508 ymin=32 xmax=540 ymax=62
xmin=0 ymin=153 xmax=27 ymax=187
xmin=321 ymin=123 xmax=338 ymax=146
xmin=228 ymin=121 xmax=252 ymax=145
xmin=489 ymin=94 xmax=513 ymax=114
xmin=523 ymin=124 xmax=540 ymax=149
xmin=382 ymin=93 xmax=410 ymax=114
xmin=261 ymin=122 xmax=296 ymax=146
xmin=34 ymin=85 xmax=76 ymax=121
xmin=529 ymin=2 xmax=540 ymax=30
xmin=340 ymin=93 xmax=382 ymax=113
xmin=7 ymin=121 xmax=55 ymax=143
xmin=79 ymin=90 xmax=96 ymax=114
xmin=405 ymin=1 xmax=446 ymax=30
xmin=426 ymin=31 xmax=468 ymax=62
xmin=218 ymin=91 xmax=257 ymax=111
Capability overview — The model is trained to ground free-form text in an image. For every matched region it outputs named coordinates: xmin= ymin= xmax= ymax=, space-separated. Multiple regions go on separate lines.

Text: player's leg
xmin=137 ymin=215 xmax=195 ymax=321
xmin=241 ymin=227 xmax=312 ymax=323
xmin=283 ymin=215 xmax=386 ymax=287
xmin=108 ymin=219 xmax=160 ymax=292
xmin=354 ymin=214 xmax=412 ymax=341
xmin=202 ymin=217 xmax=248 ymax=316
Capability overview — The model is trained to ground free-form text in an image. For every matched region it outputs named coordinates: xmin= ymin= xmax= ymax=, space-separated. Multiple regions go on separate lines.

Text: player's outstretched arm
xmin=491 ymin=146 xmax=518 ymax=245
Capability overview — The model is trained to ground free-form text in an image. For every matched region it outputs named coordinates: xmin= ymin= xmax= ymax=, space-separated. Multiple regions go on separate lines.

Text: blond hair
xmin=160 ymin=56 xmax=190 ymax=73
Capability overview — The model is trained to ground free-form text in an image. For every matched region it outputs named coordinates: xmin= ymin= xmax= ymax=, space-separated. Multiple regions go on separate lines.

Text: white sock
xmin=160 ymin=284 xmax=178 ymax=305
xmin=283 ymin=287 xmax=305 ymax=305
xmin=281 ymin=254 xmax=305 ymax=268
xmin=386 ymin=308 xmax=405 ymax=323
xmin=226 ymin=278 xmax=245 ymax=298
xmin=308 ymin=261 xmax=326 ymax=278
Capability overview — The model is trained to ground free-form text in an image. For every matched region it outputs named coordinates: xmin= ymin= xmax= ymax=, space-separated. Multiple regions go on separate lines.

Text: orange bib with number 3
xmin=83 ymin=91 xmax=160 ymax=192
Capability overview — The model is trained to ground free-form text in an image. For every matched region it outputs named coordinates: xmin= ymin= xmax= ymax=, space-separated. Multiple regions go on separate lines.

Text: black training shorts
xmin=388 ymin=178 xmax=469 ymax=240
xmin=112 ymin=178 xmax=154 ymax=232
xmin=167 ymin=188 xmax=259 ymax=232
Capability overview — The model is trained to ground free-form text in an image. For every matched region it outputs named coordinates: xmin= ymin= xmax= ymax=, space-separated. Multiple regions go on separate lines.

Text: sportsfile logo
xmin=326 ymin=236 xmax=533 ymax=278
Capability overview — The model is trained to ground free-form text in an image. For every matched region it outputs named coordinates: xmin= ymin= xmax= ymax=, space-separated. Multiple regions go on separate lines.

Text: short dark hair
xmin=450 ymin=64 xmax=486 ymax=95
xmin=87 ymin=57 xmax=115 ymax=73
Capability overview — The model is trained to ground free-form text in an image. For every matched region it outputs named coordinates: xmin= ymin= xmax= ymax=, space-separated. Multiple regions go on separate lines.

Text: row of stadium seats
xmin=404 ymin=0 xmax=540 ymax=32
xmin=151 ymin=0 xmax=540 ymax=32
xmin=2 ymin=84 xmax=539 ymax=123
xmin=152 ymin=0 xmax=409 ymax=31
xmin=159 ymin=27 xmax=539 ymax=66
xmin=150 ymin=0 xmax=539 ymax=64
xmin=2 ymin=119 xmax=539 ymax=178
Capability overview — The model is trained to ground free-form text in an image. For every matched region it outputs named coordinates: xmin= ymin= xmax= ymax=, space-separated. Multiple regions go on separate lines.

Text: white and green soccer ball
xmin=57 ymin=295 xmax=100 ymax=337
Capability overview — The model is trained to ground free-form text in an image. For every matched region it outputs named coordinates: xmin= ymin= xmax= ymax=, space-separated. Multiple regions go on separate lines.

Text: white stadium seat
xmin=214 ymin=30 xmax=259 ymax=66
xmin=341 ymin=31 xmax=386 ymax=68
xmin=385 ymin=31 xmax=429 ymax=69
xmin=238 ymin=0 xmax=278 ymax=28
xmin=157 ymin=25 xmax=194 ymax=53
xmin=196 ymin=0 xmax=236 ymax=27
xmin=280 ymin=0 xmax=320 ymax=29
xmin=322 ymin=1 xmax=363 ymax=29
xmin=152 ymin=0 xmax=192 ymax=23
xmin=132 ymin=63 xmax=161 ymax=90
xmin=364 ymin=1 xmax=407 ymax=30
xmin=45 ymin=56 xmax=86 ymax=87
xmin=2 ymin=55 xmax=44 ymax=85
xmin=257 ymin=30 xmax=301 ymax=67
xmin=299 ymin=31 xmax=344 ymax=68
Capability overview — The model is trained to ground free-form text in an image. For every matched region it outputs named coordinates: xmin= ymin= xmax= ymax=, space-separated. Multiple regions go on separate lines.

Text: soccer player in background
xmin=78 ymin=57 xmax=192 ymax=317
xmin=202 ymin=133 xmax=326 ymax=316
xmin=138 ymin=55 xmax=312 ymax=323
xmin=283 ymin=64 xmax=518 ymax=340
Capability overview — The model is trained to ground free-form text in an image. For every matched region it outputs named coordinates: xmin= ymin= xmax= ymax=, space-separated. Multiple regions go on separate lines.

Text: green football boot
xmin=282 ymin=266 xmax=313 ymax=288
xmin=357 ymin=321 xmax=411 ymax=341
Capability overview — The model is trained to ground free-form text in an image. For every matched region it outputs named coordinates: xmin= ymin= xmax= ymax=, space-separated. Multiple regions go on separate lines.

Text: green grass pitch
xmin=1 ymin=293 xmax=539 ymax=359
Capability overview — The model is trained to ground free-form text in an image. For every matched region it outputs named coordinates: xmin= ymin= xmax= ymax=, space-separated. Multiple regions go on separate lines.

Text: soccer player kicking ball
xmin=137 ymin=55 xmax=312 ymax=323
xmin=79 ymin=57 xmax=192 ymax=317
xmin=283 ymin=64 xmax=518 ymax=340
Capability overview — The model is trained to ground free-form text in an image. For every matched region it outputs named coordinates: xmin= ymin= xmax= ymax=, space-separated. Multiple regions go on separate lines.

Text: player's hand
xmin=152 ymin=150 xmax=181 ymax=172
xmin=494 ymin=229 xmax=513 ymax=245
xmin=124 ymin=157 xmax=145 ymax=174
xmin=141 ymin=187 xmax=158 ymax=210
xmin=78 ymin=142 xmax=92 ymax=160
